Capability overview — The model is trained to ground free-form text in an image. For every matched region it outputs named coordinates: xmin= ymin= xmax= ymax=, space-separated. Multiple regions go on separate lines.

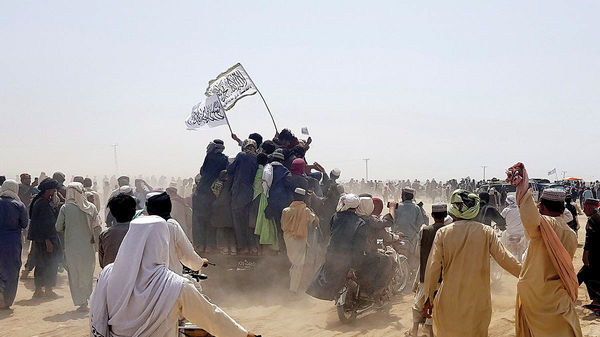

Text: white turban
xmin=119 ymin=185 xmax=134 ymax=195
xmin=357 ymin=197 xmax=374 ymax=216
xmin=0 ymin=180 xmax=20 ymax=201
xmin=336 ymin=193 xmax=360 ymax=212
xmin=66 ymin=182 xmax=97 ymax=217
xmin=66 ymin=182 xmax=102 ymax=249
xmin=506 ymin=195 xmax=517 ymax=206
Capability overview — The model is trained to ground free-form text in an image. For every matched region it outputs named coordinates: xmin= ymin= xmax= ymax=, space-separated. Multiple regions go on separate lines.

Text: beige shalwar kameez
xmin=281 ymin=201 xmax=317 ymax=293
xmin=424 ymin=220 xmax=521 ymax=337
xmin=515 ymin=189 xmax=582 ymax=337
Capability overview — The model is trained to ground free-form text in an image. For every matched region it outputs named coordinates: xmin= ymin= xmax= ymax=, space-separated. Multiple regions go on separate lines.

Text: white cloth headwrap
xmin=89 ymin=215 xmax=185 ymax=337
xmin=66 ymin=182 xmax=96 ymax=217
xmin=506 ymin=195 xmax=517 ymax=207
xmin=561 ymin=208 xmax=574 ymax=223
xmin=66 ymin=182 xmax=102 ymax=250
xmin=357 ymin=197 xmax=374 ymax=216
xmin=336 ymin=193 xmax=360 ymax=212
xmin=0 ymin=180 xmax=20 ymax=201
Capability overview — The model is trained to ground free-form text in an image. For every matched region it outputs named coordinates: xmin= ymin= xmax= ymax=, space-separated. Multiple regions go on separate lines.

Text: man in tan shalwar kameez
xmin=281 ymin=188 xmax=318 ymax=294
xmin=424 ymin=189 xmax=522 ymax=337
xmin=514 ymin=187 xmax=582 ymax=336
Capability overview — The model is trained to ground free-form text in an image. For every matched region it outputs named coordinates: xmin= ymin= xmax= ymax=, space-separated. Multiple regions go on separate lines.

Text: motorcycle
xmin=393 ymin=235 xmax=419 ymax=294
xmin=336 ymin=239 xmax=409 ymax=323
xmin=179 ymin=264 xmax=212 ymax=337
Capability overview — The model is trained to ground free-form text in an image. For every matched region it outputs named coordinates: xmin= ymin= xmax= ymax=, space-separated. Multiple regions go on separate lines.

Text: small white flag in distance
xmin=185 ymin=95 xmax=228 ymax=130
xmin=205 ymin=63 xmax=257 ymax=110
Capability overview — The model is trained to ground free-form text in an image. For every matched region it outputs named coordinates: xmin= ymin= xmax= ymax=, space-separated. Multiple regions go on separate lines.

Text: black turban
xmin=39 ymin=178 xmax=59 ymax=191
xmin=146 ymin=192 xmax=172 ymax=220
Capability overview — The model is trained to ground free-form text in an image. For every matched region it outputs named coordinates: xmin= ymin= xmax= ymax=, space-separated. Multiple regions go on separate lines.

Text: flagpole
xmin=216 ymin=97 xmax=234 ymax=135
xmin=225 ymin=114 xmax=233 ymax=134
xmin=256 ymin=88 xmax=278 ymax=133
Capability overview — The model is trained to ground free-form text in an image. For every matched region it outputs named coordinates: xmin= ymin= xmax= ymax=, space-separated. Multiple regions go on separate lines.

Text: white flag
xmin=548 ymin=168 xmax=556 ymax=176
xmin=185 ymin=95 xmax=228 ymax=130
xmin=205 ymin=63 xmax=257 ymax=110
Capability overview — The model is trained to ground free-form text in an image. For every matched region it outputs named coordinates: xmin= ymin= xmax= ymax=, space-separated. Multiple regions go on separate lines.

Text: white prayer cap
xmin=402 ymin=187 xmax=416 ymax=194
xmin=294 ymin=188 xmax=306 ymax=195
xmin=146 ymin=191 xmax=163 ymax=199
xmin=432 ymin=203 xmax=447 ymax=212
xmin=331 ymin=168 xmax=341 ymax=177
xmin=540 ymin=188 xmax=566 ymax=202
xmin=119 ymin=185 xmax=133 ymax=194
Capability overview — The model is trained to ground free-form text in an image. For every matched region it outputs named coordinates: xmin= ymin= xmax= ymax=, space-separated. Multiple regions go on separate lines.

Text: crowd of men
xmin=0 ymin=129 xmax=599 ymax=336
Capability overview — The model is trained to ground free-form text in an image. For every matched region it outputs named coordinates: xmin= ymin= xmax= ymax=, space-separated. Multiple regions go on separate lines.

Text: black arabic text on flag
xmin=185 ymin=95 xmax=228 ymax=130
xmin=205 ymin=63 xmax=257 ymax=111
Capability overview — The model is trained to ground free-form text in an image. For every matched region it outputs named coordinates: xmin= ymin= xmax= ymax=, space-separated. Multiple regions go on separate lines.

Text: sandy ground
xmin=2 ymin=212 xmax=600 ymax=337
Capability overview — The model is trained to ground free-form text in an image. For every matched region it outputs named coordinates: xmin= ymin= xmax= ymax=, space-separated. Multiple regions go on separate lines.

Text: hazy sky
xmin=2 ymin=1 xmax=599 ymax=182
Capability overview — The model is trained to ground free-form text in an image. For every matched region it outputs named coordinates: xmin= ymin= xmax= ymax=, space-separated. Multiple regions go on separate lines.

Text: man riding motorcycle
xmin=306 ymin=194 xmax=367 ymax=300
xmin=356 ymin=196 xmax=398 ymax=302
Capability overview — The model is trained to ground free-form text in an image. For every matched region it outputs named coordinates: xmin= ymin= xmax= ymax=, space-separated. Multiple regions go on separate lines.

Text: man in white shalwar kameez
xmin=146 ymin=192 xmax=205 ymax=275
xmin=89 ymin=215 xmax=259 ymax=337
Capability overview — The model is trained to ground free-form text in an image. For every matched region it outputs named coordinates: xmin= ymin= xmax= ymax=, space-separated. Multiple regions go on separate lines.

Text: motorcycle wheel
xmin=393 ymin=256 xmax=410 ymax=294
xmin=337 ymin=305 xmax=357 ymax=323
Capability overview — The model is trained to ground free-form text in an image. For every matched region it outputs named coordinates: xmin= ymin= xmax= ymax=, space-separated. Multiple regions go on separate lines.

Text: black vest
xmin=419 ymin=222 xmax=445 ymax=282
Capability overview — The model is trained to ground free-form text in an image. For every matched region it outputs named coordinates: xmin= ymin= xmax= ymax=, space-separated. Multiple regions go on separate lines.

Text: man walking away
xmin=0 ymin=180 xmax=28 ymax=309
xmin=579 ymin=198 xmax=600 ymax=309
xmin=28 ymin=178 xmax=61 ymax=298
xmin=393 ymin=187 xmax=428 ymax=245
xmin=98 ymin=194 xmax=136 ymax=268
xmin=423 ymin=190 xmax=521 ymax=337
xmin=281 ymin=188 xmax=318 ymax=294
xmin=410 ymin=203 xmax=448 ymax=337
xmin=55 ymin=182 xmax=102 ymax=310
